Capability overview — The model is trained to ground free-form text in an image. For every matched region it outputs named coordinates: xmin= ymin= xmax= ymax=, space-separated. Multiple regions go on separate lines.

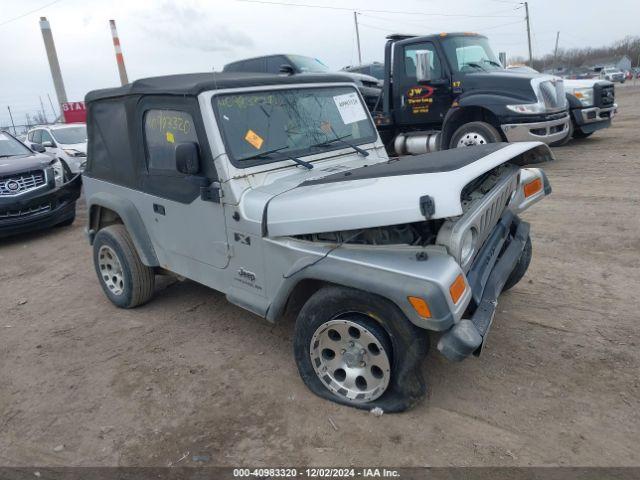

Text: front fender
xmin=264 ymin=239 xmax=471 ymax=332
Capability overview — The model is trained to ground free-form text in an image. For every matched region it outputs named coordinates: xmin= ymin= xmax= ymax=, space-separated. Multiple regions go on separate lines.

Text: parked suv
xmin=84 ymin=72 xmax=551 ymax=411
xmin=600 ymin=67 xmax=625 ymax=83
xmin=0 ymin=130 xmax=81 ymax=237
xmin=24 ymin=123 xmax=87 ymax=173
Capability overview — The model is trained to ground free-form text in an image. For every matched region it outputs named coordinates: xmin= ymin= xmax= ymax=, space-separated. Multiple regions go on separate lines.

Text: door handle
xmin=153 ymin=204 xmax=166 ymax=215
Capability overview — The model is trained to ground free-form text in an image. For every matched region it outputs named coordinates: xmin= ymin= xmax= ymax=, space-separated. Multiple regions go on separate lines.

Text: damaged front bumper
xmin=437 ymin=211 xmax=529 ymax=361
xmin=0 ymin=173 xmax=82 ymax=238
xmin=501 ymin=114 xmax=570 ymax=144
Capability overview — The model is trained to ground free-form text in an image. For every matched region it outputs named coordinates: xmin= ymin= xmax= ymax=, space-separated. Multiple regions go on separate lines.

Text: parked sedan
xmin=0 ymin=130 xmax=81 ymax=238
xmin=24 ymin=123 xmax=87 ymax=174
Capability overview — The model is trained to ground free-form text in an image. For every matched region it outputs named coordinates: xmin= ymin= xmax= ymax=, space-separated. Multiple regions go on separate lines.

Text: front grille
xmin=0 ymin=170 xmax=46 ymax=196
xmin=0 ymin=203 xmax=51 ymax=221
xmin=437 ymin=167 xmax=519 ymax=270
xmin=596 ymin=83 xmax=615 ymax=108
xmin=539 ymin=79 xmax=566 ymax=110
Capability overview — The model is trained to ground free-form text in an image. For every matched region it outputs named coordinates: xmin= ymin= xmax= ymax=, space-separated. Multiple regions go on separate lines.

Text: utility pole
xmin=109 ymin=20 xmax=129 ymax=85
xmin=353 ymin=11 xmax=362 ymax=66
xmin=552 ymin=31 xmax=560 ymax=72
xmin=26 ymin=114 xmax=31 ymax=130
xmin=524 ymin=2 xmax=533 ymax=66
xmin=39 ymin=96 xmax=48 ymax=124
xmin=39 ymin=17 xmax=68 ymax=119
xmin=7 ymin=106 xmax=17 ymax=135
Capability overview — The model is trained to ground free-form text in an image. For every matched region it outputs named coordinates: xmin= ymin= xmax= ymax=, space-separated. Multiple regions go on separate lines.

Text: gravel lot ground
xmin=1 ymin=85 xmax=639 ymax=468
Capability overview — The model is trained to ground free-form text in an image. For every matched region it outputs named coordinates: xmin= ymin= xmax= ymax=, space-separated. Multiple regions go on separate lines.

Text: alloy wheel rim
xmin=98 ymin=245 xmax=125 ymax=296
xmin=310 ymin=317 xmax=391 ymax=403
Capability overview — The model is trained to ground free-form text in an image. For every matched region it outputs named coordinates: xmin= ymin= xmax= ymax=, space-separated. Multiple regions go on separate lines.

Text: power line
xmin=0 ymin=0 xmax=65 ymax=27
xmin=235 ymin=0 xmax=520 ymax=18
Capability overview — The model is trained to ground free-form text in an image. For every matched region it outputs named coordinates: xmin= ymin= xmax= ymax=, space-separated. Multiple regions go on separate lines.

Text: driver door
xmin=393 ymin=40 xmax=453 ymax=128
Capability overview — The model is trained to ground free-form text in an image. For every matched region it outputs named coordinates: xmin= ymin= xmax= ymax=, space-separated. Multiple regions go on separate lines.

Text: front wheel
xmin=502 ymin=236 xmax=532 ymax=292
xmin=92 ymin=224 xmax=155 ymax=308
xmin=294 ymin=286 xmax=429 ymax=412
xmin=449 ymin=121 xmax=503 ymax=149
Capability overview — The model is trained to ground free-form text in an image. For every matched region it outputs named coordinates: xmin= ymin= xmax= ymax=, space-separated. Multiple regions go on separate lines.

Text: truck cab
xmin=376 ymin=33 xmax=570 ymax=153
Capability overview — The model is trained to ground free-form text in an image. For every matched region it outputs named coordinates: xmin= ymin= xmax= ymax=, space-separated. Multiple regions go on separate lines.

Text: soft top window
xmin=212 ymin=85 xmax=377 ymax=168
xmin=144 ymin=109 xmax=198 ymax=171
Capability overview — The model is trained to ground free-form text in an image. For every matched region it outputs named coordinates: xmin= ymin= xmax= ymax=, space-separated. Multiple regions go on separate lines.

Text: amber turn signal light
xmin=408 ymin=296 xmax=432 ymax=318
xmin=524 ymin=178 xmax=543 ymax=198
xmin=449 ymin=274 xmax=466 ymax=304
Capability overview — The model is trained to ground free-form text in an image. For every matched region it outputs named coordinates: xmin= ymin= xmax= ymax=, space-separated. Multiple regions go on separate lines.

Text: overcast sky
xmin=1 ymin=0 xmax=638 ymax=127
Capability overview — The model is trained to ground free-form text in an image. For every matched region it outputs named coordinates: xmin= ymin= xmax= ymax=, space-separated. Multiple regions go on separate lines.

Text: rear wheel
xmin=449 ymin=121 xmax=502 ymax=149
xmin=92 ymin=224 xmax=155 ymax=308
xmin=294 ymin=286 xmax=429 ymax=412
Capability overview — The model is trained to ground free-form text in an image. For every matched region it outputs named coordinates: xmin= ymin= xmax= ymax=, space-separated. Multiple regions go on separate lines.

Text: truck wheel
xmin=92 ymin=224 xmax=155 ymax=308
xmin=572 ymin=129 xmax=593 ymax=139
xmin=449 ymin=121 xmax=502 ymax=148
xmin=502 ymin=236 xmax=532 ymax=292
xmin=294 ymin=286 xmax=429 ymax=412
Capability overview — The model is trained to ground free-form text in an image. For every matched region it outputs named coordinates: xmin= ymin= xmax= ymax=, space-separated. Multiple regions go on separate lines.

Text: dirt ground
xmin=1 ymin=85 xmax=639 ymax=468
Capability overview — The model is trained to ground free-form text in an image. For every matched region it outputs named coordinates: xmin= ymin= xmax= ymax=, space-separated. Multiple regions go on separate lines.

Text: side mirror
xmin=175 ymin=142 xmax=200 ymax=175
xmin=279 ymin=64 xmax=295 ymax=76
xmin=31 ymin=143 xmax=46 ymax=153
xmin=415 ymin=50 xmax=434 ymax=84
xmin=42 ymin=140 xmax=55 ymax=148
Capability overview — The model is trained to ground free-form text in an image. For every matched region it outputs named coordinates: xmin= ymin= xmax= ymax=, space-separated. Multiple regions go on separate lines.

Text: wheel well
xmin=282 ymin=279 xmax=331 ymax=320
xmin=89 ymin=205 xmax=123 ymax=238
xmin=442 ymin=106 xmax=505 ymax=147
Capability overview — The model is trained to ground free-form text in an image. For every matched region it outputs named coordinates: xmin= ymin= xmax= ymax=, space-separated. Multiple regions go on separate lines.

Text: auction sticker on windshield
xmin=333 ymin=92 xmax=367 ymax=125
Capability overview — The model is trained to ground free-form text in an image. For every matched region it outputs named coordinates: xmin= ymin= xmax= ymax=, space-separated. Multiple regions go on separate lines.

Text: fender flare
xmin=440 ymin=94 xmax=516 ymax=148
xmin=87 ymin=192 xmax=159 ymax=267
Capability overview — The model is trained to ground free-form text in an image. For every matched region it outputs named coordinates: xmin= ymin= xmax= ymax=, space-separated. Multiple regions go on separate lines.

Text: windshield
xmin=441 ymin=36 xmax=503 ymax=73
xmin=289 ymin=55 xmax=330 ymax=73
xmin=213 ymin=86 xmax=377 ymax=167
xmin=51 ymin=125 xmax=87 ymax=144
xmin=0 ymin=131 xmax=33 ymax=157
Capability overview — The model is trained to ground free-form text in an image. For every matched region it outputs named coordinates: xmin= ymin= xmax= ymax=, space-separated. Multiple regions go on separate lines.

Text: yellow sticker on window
xmin=244 ymin=129 xmax=264 ymax=150
xmin=166 ymin=131 xmax=175 ymax=144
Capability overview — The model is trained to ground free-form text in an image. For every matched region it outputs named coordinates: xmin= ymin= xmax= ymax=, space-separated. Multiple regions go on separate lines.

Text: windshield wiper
xmin=238 ymin=145 xmax=313 ymax=169
xmin=482 ymin=59 xmax=502 ymax=68
xmin=311 ymin=133 xmax=369 ymax=157
xmin=238 ymin=145 xmax=290 ymax=162
xmin=462 ymin=62 xmax=485 ymax=71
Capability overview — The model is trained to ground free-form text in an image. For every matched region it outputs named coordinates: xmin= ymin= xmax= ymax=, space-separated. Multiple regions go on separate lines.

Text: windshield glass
xmin=0 ymin=131 xmax=33 ymax=157
xmin=51 ymin=125 xmax=87 ymax=144
xmin=441 ymin=36 xmax=502 ymax=73
xmin=213 ymin=86 xmax=377 ymax=167
xmin=289 ymin=55 xmax=330 ymax=73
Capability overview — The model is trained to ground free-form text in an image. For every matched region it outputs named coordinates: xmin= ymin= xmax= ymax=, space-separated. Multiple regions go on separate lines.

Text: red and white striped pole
xmin=109 ymin=19 xmax=129 ymax=86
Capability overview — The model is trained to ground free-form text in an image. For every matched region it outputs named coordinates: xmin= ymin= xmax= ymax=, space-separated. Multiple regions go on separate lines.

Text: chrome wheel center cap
xmin=343 ymin=343 xmax=365 ymax=368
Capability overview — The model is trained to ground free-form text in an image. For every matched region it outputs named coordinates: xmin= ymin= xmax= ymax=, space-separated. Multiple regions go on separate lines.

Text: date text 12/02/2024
xmin=233 ymin=468 xmax=401 ymax=478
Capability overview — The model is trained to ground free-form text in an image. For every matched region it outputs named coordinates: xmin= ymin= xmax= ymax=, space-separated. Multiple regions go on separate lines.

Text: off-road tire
xmin=92 ymin=224 xmax=155 ymax=308
xmin=502 ymin=236 xmax=532 ymax=292
xmin=572 ymin=129 xmax=593 ymax=139
xmin=449 ymin=121 xmax=503 ymax=149
xmin=294 ymin=286 xmax=429 ymax=412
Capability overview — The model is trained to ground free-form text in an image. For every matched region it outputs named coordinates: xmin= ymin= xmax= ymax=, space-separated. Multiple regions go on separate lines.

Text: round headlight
xmin=460 ymin=228 xmax=477 ymax=265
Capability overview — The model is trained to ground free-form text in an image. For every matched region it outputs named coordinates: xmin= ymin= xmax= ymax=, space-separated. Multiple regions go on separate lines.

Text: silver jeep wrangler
xmin=84 ymin=72 xmax=552 ymax=411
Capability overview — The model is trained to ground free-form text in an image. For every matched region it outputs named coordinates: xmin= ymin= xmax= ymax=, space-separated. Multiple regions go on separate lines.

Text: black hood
xmin=0 ymin=152 xmax=52 ymax=176
xmin=461 ymin=70 xmax=541 ymax=103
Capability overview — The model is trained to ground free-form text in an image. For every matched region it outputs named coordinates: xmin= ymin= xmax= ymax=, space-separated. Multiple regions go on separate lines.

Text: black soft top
xmin=85 ymin=72 xmax=356 ymax=103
